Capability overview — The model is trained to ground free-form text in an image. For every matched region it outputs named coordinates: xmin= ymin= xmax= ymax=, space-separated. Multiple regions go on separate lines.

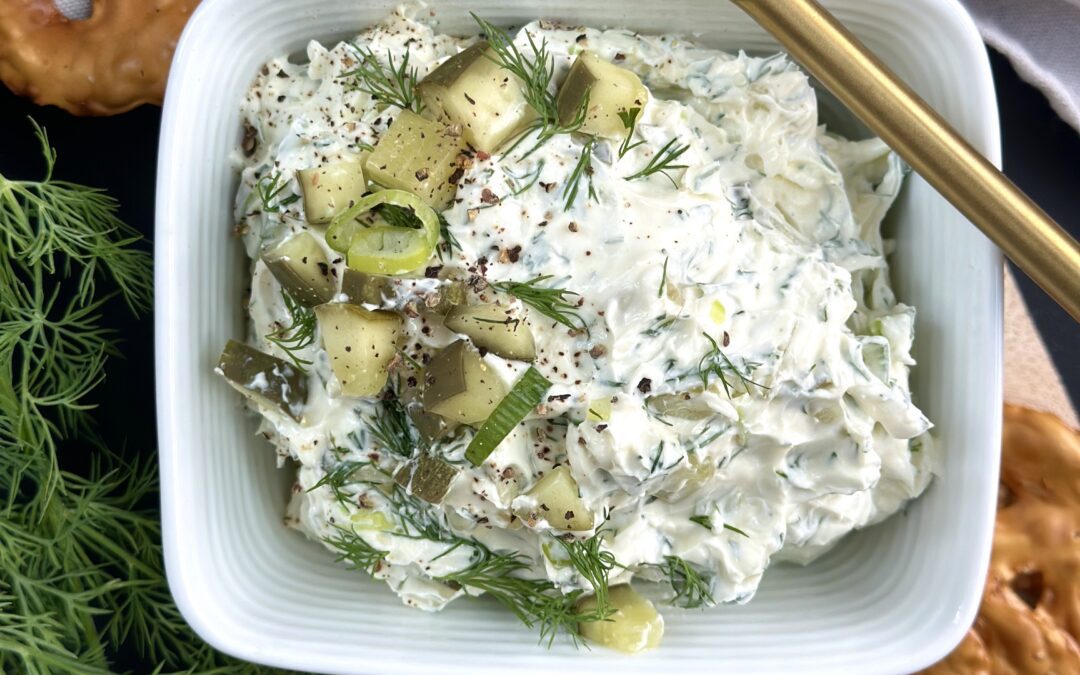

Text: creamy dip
xmin=230 ymin=4 xmax=935 ymax=637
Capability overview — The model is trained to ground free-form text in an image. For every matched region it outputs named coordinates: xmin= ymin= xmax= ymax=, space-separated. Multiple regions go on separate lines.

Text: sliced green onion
xmin=465 ymin=367 xmax=551 ymax=465
xmin=325 ymin=189 xmax=440 ymax=272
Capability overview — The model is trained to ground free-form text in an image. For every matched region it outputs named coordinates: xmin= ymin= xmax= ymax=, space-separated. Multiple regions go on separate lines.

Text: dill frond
xmin=265 ymin=289 xmax=317 ymax=370
xmin=658 ymin=555 xmax=715 ymax=609
xmin=562 ymin=137 xmax=596 ymax=212
xmin=616 ymin=107 xmax=645 ymax=158
xmin=624 ymin=137 xmax=690 ymax=186
xmin=255 ymin=170 xmax=300 ymax=214
xmin=697 ymin=332 xmax=769 ymax=398
xmin=491 ymin=275 xmax=588 ymax=334
xmin=556 ymin=532 xmax=617 ymax=616
xmin=341 ymin=43 xmax=423 ymax=114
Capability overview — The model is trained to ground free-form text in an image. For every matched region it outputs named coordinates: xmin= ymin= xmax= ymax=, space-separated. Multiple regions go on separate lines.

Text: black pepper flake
xmin=424 ymin=265 xmax=442 ymax=278
xmin=242 ymin=123 xmax=257 ymax=157
xmin=568 ymin=222 xmax=579 ymax=232
xmin=576 ymin=33 xmax=588 ymax=43
xmin=564 ymin=510 xmax=575 ymax=520
xmin=537 ymin=220 xmax=548 ymax=228
xmin=596 ymin=424 xmax=608 ymax=432
xmin=407 ymin=376 xmax=418 ymax=388
xmin=480 ymin=188 xmax=499 ymax=205
xmin=276 ymin=95 xmax=286 ymax=102
xmin=448 ymin=167 xmax=465 ymax=185
xmin=316 ymin=262 xmax=329 ymax=277
xmin=637 ymin=378 xmax=652 ymax=394
xmin=507 ymin=245 xmax=521 ymax=263
xmin=723 ymin=331 xmax=731 ymax=347
xmin=477 ymin=346 xmax=489 ymax=357
xmin=548 ymin=394 xmax=571 ymax=402
xmin=464 ymin=92 xmax=476 ymax=105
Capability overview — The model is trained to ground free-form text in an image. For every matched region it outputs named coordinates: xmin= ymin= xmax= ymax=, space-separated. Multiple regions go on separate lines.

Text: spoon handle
xmin=731 ymin=0 xmax=1080 ymax=322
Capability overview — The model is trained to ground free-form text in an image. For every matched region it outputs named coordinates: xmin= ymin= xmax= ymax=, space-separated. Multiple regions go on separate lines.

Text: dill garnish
xmin=255 ymin=170 xmax=300 ymax=214
xmin=341 ymin=43 xmax=423 ymax=114
xmin=265 ymin=289 xmax=317 ymax=370
xmin=374 ymin=204 xmax=460 ymax=260
xmin=698 ymin=332 xmax=769 ymax=398
xmin=506 ymin=160 xmax=546 ymax=196
xmin=624 ymin=137 xmax=690 ymax=186
xmin=556 ymin=532 xmax=617 ymax=616
xmin=472 ymin=14 xmax=591 ymax=156
xmin=658 ymin=556 xmax=715 ymax=609
xmin=562 ymin=137 xmax=596 ymax=211
xmin=723 ymin=523 xmax=750 ymax=538
xmin=658 ymin=256 xmax=669 ymax=298
xmin=616 ymin=107 xmax=645 ymax=158
xmin=369 ymin=395 xmax=418 ymax=458
xmin=689 ymin=514 xmax=713 ymax=530
xmin=325 ymin=525 xmax=388 ymax=574
xmin=491 ymin=275 xmax=587 ymax=333
xmin=437 ymin=212 xmax=461 ymax=259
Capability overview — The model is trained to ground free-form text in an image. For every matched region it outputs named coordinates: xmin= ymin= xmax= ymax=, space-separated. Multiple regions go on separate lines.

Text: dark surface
xmin=0 ymin=44 xmax=1076 ymax=668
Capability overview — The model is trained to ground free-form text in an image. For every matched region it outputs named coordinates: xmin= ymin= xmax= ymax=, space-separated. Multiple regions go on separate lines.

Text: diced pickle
xmin=408 ymin=403 xmax=459 ymax=444
xmin=443 ymin=304 xmax=536 ymax=361
xmin=314 ymin=304 xmax=402 ymax=397
xmin=296 ymin=161 xmax=366 ymax=224
xmin=515 ymin=465 xmax=593 ymax=531
xmin=350 ymin=509 xmax=393 ymax=531
xmin=394 ymin=453 xmax=459 ymax=503
xmin=365 ymin=111 xmax=466 ymax=209
xmin=262 ymin=232 xmax=336 ymax=307
xmin=422 ymin=339 xmax=507 ymax=425
xmin=340 ymin=269 xmax=396 ymax=306
xmin=218 ymin=340 xmax=308 ymax=421
xmin=418 ymin=42 xmax=538 ymax=154
xmin=427 ymin=280 xmax=467 ymax=316
xmin=556 ymin=51 xmax=649 ymax=138
xmin=577 ymin=585 xmax=664 ymax=653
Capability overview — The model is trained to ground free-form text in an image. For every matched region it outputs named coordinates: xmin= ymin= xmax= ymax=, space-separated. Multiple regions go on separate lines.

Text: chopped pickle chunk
xmin=394 ymin=453 xmax=459 ymax=503
xmin=577 ymin=585 xmax=664 ymax=653
xmin=365 ymin=111 xmax=465 ymax=208
xmin=422 ymin=339 xmax=507 ymax=425
xmin=314 ymin=303 xmax=402 ymax=397
xmin=408 ymin=403 xmax=459 ymax=444
xmin=417 ymin=42 xmax=538 ymax=154
xmin=296 ymin=161 xmax=366 ymax=224
xmin=340 ymin=269 xmax=395 ymax=306
xmin=218 ymin=340 xmax=308 ymax=421
xmin=443 ymin=303 xmax=536 ymax=361
xmin=261 ymin=232 xmax=335 ymax=307
xmin=515 ymin=465 xmax=593 ymax=531
xmin=350 ymin=510 xmax=393 ymax=531
xmin=556 ymin=51 xmax=649 ymax=138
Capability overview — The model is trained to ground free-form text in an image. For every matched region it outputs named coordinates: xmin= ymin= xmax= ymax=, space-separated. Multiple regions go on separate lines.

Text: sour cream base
xmin=232 ymin=8 xmax=935 ymax=621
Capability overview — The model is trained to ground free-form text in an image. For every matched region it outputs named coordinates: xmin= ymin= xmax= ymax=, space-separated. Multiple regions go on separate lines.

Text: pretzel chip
xmin=0 ymin=0 xmax=200 ymax=115
xmin=925 ymin=405 xmax=1080 ymax=674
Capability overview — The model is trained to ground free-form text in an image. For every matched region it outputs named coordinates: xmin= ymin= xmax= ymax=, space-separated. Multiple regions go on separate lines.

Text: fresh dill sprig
xmin=505 ymin=160 xmax=545 ymax=196
xmin=437 ymin=212 xmax=461 ymax=260
xmin=369 ymin=395 xmax=418 ymax=458
xmin=341 ymin=43 xmax=423 ymax=114
xmin=724 ymin=523 xmax=750 ymax=538
xmin=616 ymin=107 xmax=645 ymax=158
xmin=658 ymin=555 xmax=715 ymax=609
xmin=265 ymin=289 xmax=317 ymax=370
xmin=308 ymin=459 xmax=371 ymax=507
xmin=255 ymin=170 xmax=300 ymax=214
xmin=491 ymin=275 xmax=587 ymax=333
xmin=437 ymin=545 xmax=608 ymax=646
xmin=556 ymin=533 xmax=617 ymax=616
xmin=624 ymin=137 xmax=690 ymax=186
xmin=658 ymin=256 xmax=669 ymax=298
xmin=562 ymin=137 xmax=597 ymax=212
xmin=698 ymin=332 xmax=769 ymax=398
xmin=0 ymin=120 xmax=265 ymax=673
xmin=689 ymin=514 xmax=713 ymax=530
xmin=472 ymin=14 xmax=591 ymax=156
xmin=325 ymin=526 xmax=387 ymax=574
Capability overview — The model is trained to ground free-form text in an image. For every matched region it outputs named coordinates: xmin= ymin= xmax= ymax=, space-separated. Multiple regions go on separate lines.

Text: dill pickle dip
xmin=222 ymin=4 xmax=936 ymax=651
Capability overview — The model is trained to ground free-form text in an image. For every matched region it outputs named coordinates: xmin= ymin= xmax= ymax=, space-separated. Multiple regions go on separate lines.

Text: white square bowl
xmin=154 ymin=1 xmax=1003 ymax=672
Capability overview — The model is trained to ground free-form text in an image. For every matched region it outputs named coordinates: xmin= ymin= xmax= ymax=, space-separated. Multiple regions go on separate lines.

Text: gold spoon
xmin=730 ymin=0 xmax=1080 ymax=322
